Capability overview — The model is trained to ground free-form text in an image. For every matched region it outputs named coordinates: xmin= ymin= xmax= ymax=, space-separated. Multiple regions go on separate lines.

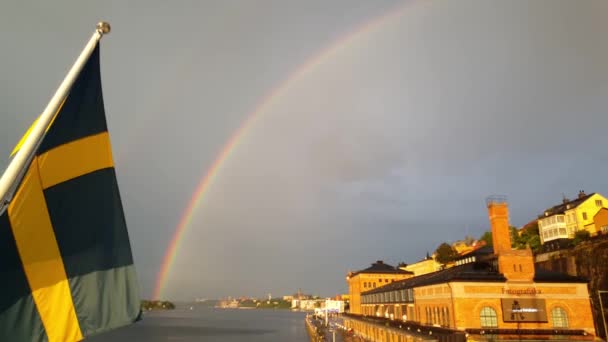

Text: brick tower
xmin=486 ymin=196 xmax=535 ymax=282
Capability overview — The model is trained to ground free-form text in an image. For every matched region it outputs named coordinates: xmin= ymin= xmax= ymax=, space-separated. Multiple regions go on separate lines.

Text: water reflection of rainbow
xmin=152 ymin=1 xmax=416 ymax=300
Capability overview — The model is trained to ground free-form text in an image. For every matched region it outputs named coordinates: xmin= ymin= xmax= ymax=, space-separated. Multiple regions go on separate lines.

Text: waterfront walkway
xmin=306 ymin=314 xmax=348 ymax=342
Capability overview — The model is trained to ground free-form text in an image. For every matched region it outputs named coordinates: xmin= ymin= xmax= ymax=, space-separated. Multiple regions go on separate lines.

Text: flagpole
xmin=0 ymin=22 xmax=111 ymax=206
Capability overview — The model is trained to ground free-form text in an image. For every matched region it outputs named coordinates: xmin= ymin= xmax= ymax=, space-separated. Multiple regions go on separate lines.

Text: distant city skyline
xmin=1 ymin=0 xmax=607 ymax=300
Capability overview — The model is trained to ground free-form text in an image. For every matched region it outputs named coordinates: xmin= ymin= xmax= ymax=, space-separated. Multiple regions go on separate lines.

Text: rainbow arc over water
xmin=152 ymin=1 xmax=416 ymax=300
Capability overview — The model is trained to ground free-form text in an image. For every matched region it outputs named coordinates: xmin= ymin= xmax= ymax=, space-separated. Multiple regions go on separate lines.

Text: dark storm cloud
xmin=1 ymin=0 xmax=607 ymax=300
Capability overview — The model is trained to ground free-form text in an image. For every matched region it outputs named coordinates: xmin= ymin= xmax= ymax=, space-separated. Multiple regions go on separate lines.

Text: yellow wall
xmin=356 ymin=281 xmax=596 ymax=335
xmin=347 ymin=272 xmax=413 ymax=314
xmin=413 ymin=284 xmax=455 ymax=327
xmin=403 ymin=259 xmax=441 ymax=276
xmin=566 ymin=193 xmax=608 ymax=236
xmin=594 ymin=208 xmax=608 ymax=234
xmin=448 ymin=282 xmax=596 ymax=334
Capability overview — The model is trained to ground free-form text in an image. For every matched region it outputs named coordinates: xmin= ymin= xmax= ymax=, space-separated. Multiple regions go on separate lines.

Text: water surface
xmin=88 ymin=305 xmax=308 ymax=342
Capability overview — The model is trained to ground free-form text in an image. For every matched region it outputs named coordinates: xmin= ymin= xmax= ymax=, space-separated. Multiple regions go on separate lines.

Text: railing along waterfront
xmin=343 ymin=313 xmax=466 ymax=342
xmin=305 ymin=314 xmax=325 ymax=342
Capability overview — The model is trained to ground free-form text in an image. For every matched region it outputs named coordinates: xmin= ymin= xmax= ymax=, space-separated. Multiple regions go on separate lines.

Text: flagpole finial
xmin=96 ymin=22 xmax=111 ymax=35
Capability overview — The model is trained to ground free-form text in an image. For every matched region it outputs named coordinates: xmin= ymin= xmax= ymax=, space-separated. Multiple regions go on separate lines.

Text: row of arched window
xmin=422 ymin=306 xmax=450 ymax=327
xmin=479 ymin=306 xmax=568 ymax=328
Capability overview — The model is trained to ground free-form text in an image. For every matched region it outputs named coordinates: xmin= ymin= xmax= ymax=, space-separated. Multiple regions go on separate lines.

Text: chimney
xmin=486 ymin=195 xmax=535 ymax=282
xmin=376 ymin=260 xmax=383 ymax=265
xmin=578 ymin=190 xmax=586 ymax=199
xmin=486 ymin=196 xmax=511 ymax=255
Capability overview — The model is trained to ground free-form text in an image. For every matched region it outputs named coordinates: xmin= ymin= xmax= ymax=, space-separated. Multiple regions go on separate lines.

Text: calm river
xmin=88 ymin=304 xmax=309 ymax=342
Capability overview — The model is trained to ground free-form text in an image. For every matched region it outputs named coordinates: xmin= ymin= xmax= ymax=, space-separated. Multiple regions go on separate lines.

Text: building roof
xmin=455 ymin=245 xmax=493 ymax=261
xmin=362 ymin=259 xmax=587 ymax=295
xmin=362 ymin=262 xmax=505 ymax=294
xmin=350 ymin=260 xmax=413 ymax=277
xmin=519 ymin=219 xmax=539 ymax=235
xmin=540 ymin=192 xmax=595 ymax=218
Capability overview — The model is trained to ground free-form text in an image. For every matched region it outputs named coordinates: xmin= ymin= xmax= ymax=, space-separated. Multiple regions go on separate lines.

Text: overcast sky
xmin=1 ymin=0 xmax=607 ymax=300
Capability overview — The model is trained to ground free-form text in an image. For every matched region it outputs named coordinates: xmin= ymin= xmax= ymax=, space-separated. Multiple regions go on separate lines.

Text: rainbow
xmin=152 ymin=1 xmax=416 ymax=300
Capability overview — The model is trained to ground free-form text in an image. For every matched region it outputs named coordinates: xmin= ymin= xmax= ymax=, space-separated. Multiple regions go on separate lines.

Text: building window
xmin=480 ymin=307 xmax=498 ymax=328
xmin=519 ymin=264 xmax=522 ymax=272
xmin=363 ymin=282 xmax=367 ymax=288
xmin=434 ymin=307 xmax=439 ymax=324
xmin=602 ymin=226 xmax=608 ymax=234
xmin=513 ymin=264 xmax=517 ymax=272
xmin=596 ymin=200 xmax=603 ymax=207
xmin=583 ymin=212 xmax=588 ymax=220
xmin=551 ymin=307 xmax=569 ymax=328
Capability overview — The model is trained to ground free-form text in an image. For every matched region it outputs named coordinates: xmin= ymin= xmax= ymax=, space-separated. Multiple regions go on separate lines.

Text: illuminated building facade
xmin=353 ymin=197 xmax=597 ymax=338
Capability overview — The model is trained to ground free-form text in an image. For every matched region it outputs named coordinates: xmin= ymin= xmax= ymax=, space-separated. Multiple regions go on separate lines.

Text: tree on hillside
xmin=526 ymin=235 xmax=541 ymax=252
xmin=513 ymin=222 xmax=541 ymax=253
xmin=572 ymin=230 xmax=591 ymax=246
xmin=509 ymin=226 xmax=519 ymax=247
xmin=434 ymin=243 xmax=458 ymax=264
xmin=479 ymin=231 xmax=493 ymax=247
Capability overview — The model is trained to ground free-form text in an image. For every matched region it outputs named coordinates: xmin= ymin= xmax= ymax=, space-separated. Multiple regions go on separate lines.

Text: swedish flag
xmin=0 ymin=45 xmax=140 ymax=341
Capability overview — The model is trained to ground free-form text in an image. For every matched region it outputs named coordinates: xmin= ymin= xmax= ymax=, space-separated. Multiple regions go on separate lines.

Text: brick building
xmin=351 ymin=197 xmax=597 ymax=339
xmin=346 ymin=260 xmax=413 ymax=315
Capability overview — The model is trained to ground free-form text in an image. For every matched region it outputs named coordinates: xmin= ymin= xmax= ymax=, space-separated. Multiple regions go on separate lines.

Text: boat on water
xmin=215 ymin=299 xmax=240 ymax=309
xmin=0 ymin=22 xmax=140 ymax=342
